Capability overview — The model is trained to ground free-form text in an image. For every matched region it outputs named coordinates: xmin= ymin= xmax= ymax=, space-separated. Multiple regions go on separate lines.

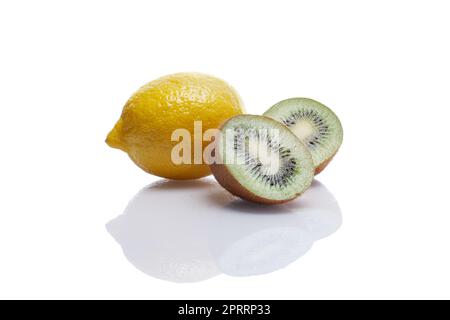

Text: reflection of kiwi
xmin=264 ymin=98 xmax=343 ymax=174
xmin=205 ymin=180 xmax=342 ymax=277
xmin=210 ymin=115 xmax=314 ymax=204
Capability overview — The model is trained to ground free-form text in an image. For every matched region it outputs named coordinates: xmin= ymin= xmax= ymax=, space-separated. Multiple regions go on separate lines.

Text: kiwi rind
xmin=210 ymin=115 xmax=314 ymax=204
xmin=263 ymin=98 xmax=343 ymax=174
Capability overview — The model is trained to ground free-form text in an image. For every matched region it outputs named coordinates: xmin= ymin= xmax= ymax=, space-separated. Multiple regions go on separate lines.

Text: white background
xmin=1 ymin=0 xmax=450 ymax=299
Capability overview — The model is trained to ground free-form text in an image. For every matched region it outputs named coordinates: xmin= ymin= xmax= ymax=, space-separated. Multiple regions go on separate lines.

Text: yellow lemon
xmin=106 ymin=73 xmax=244 ymax=180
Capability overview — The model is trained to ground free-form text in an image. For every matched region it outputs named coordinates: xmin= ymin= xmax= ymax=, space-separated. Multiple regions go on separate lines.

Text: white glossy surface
xmin=1 ymin=1 xmax=450 ymax=299
xmin=106 ymin=179 xmax=341 ymax=282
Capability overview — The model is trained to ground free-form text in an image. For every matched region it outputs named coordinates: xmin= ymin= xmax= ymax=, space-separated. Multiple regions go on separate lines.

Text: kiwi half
xmin=210 ymin=115 xmax=314 ymax=204
xmin=264 ymin=98 xmax=343 ymax=174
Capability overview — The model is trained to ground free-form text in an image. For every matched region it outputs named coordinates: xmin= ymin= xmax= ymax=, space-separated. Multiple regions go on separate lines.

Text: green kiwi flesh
xmin=264 ymin=98 xmax=343 ymax=174
xmin=210 ymin=115 xmax=314 ymax=204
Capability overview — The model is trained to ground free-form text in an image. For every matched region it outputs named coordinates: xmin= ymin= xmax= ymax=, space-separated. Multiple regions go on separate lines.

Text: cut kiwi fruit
xmin=264 ymin=98 xmax=343 ymax=174
xmin=210 ymin=115 xmax=314 ymax=204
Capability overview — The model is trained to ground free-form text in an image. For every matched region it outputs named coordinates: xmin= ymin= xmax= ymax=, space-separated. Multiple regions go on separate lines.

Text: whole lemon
xmin=106 ymin=73 xmax=244 ymax=180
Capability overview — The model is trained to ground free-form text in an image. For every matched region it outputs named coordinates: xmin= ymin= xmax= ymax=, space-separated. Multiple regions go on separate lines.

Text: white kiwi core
xmin=291 ymin=120 xmax=315 ymax=140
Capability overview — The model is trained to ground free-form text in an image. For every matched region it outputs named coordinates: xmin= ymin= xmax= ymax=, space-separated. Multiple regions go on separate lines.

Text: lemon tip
xmin=105 ymin=124 xmax=123 ymax=150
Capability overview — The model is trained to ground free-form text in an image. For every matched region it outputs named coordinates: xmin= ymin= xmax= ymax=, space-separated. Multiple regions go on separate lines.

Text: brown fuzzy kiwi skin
xmin=210 ymin=163 xmax=306 ymax=205
xmin=314 ymin=150 xmax=338 ymax=175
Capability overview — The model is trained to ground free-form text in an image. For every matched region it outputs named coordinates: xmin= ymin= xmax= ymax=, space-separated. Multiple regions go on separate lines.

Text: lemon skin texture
xmin=106 ymin=73 xmax=244 ymax=180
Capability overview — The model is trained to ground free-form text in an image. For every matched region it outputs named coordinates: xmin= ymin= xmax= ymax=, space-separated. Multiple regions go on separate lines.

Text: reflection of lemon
xmin=106 ymin=73 xmax=244 ymax=180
